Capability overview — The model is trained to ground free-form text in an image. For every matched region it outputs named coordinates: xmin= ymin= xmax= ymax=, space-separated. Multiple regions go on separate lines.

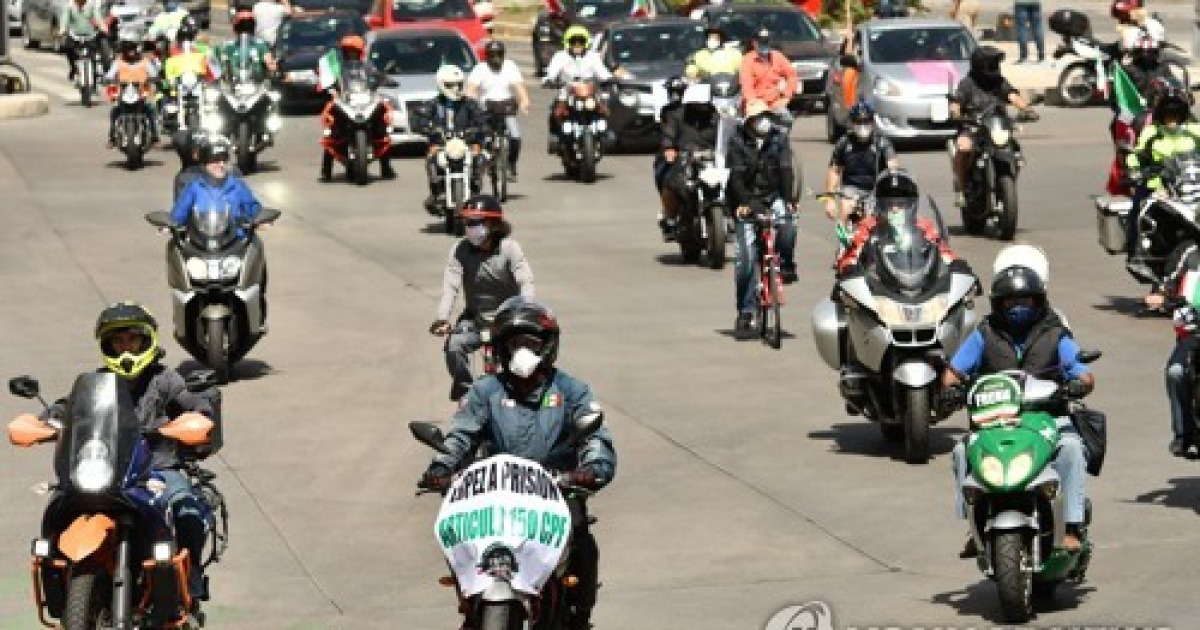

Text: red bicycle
xmin=753 ymin=208 xmax=785 ymax=349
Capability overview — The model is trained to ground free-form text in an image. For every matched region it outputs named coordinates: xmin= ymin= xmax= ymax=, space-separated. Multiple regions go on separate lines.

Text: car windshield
xmin=867 ymin=26 xmax=974 ymax=63
xmin=369 ymin=36 xmax=474 ymax=74
xmin=713 ymin=9 xmax=821 ymax=44
xmin=391 ymin=0 xmax=475 ymax=20
xmin=572 ymin=0 xmax=653 ymax=20
xmin=291 ymin=0 xmax=374 ymax=12
xmin=610 ymin=24 xmax=706 ymax=64
xmin=279 ymin=15 xmax=367 ymax=51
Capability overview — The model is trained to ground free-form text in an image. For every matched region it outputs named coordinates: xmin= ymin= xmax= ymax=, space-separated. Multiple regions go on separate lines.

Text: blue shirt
xmin=170 ymin=174 xmax=261 ymax=238
xmin=950 ymin=329 xmax=1090 ymax=381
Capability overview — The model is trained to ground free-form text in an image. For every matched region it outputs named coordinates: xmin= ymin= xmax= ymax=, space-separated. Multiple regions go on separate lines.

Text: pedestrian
xmin=1013 ymin=0 xmax=1045 ymax=64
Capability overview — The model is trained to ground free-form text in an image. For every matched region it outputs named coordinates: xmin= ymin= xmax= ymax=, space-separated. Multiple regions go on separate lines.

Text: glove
xmin=419 ymin=462 xmax=452 ymax=491
xmin=429 ymin=320 xmax=451 ymax=336
xmin=563 ymin=468 xmax=599 ymax=490
xmin=1064 ymin=379 xmax=1089 ymax=399
xmin=939 ymin=384 xmax=966 ymax=414
xmin=1174 ymin=306 xmax=1198 ymax=331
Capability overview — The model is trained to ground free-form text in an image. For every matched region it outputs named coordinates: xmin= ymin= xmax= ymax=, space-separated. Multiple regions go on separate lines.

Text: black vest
xmin=978 ymin=310 xmax=1068 ymax=380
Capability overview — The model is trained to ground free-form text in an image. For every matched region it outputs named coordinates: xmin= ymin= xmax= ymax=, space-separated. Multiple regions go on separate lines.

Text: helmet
xmin=848 ymin=100 xmax=875 ymax=124
xmin=970 ymin=45 xmax=1004 ymax=81
xmin=174 ymin=129 xmax=207 ymax=165
xmin=490 ymin=297 xmax=561 ymax=372
xmin=339 ymin=34 xmax=364 ymax=59
xmin=1111 ymin=0 xmax=1134 ymax=20
xmin=704 ymin=24 xmax=726 ymax=43
xmin=1131 ymin=33 xmax=1159 ymax=64
xmin=665 ymin=75 xmax=687 ymax=104
xmin=990 ymin=264 xmax=1047 ymax=331
xmin=1154 ymin=85 xmax=1191 ymax=123
xmin=993 ymin=243 xmax=1050 ymax=285
xmin=563 ymin=25 xmax=590 ymax=51
xmin=119 ymin=38 xmax=140 ymax=55
xmin=484 ymin=39 xmax=505 ymax=64
xmin=755 ymin=27 xmax=771 ymax=48
xmin=200 ymin=135 xmax=232 ymax=163
xmin=232 ymin=10 xmax=256 ymax=34
xmin=873 ymin=168 xmax=919 ymax=203
xmin=460 ymin=195 xmax=504 ymax=221
xmin=176 ymin=17 xmax=197 ymax=42
xmin=436 ymin=64 xmax=466 ymax=100
xmin=95 ymin=302 xmax=161 ymax=380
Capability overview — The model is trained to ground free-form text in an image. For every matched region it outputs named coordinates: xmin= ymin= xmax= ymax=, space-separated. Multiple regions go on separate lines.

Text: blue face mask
xmin=1005 ymin=305 xmax=1038 ymax=329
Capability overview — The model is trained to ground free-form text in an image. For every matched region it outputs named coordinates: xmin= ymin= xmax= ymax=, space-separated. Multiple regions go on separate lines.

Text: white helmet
xmin=436 ymin=65 xmax=466 ymax=101
xmin=993 ymin=243 xmax=1050 ymax=285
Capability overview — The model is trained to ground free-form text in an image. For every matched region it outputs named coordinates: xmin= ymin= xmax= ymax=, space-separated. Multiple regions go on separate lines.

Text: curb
xmin=0 ymin=93 xmax=50 ymax=120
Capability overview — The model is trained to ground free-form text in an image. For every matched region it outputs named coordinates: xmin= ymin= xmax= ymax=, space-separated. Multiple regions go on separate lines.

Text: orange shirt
xmin=740 ymin=50 xmax=797 ymax=109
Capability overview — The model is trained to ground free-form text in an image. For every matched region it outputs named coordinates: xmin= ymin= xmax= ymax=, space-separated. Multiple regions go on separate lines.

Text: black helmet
xmin=848 ymin=100 xmax=874 ymax=125
xmin=176 ymin=17 xmax=197 ymax=42
xmin=873 ymin=168 xmax=919 ymax=201
xmin=1154 ymin=85 xmax=1191 ymax=123
xmin=232 ymin=10 xmax=256 ymax=34
xmin=200 ymin=135 xmax=232 ymax=163
xmin=990 ymin=265 xmax=1047 ymax=329
xmin=970 ymin=46 xmax=1004 ymax=81
xmin=704 ymin=24 xmax=726 ymax=41
xmin=120 ymin=38 xmax=139 ymax=55
xmin=460 ymin=194 xmax=504 ymax=221
xmin=754 ymin=27 xmax=771 ymax=48
xmin=174 ymin=129 xmax=207 ymax=165
xmin=484 ymin=40 xmax=505 ymax=59
xmin=490 ymin=297 xmax=561 ymax=371
xmin=665 ymin=75 xmax=686 ymax=103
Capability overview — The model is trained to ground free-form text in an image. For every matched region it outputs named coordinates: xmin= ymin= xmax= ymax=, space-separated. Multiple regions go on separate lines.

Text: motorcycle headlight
xmin=268 ymin=90 xmax=280 ymax=102
xmin=979 ymin=455 xmax=1005 ymax=487
xmin=186 ymin=256 xmax=209 ymax=281
xmin=437 ymin=151 xmax=449 ymax=167
xmin=1006 ymin=451 xmax=1034 ymax=486
xmin=235 ymin=82 xmax=258 ymax=97
xmin=989 ymin=128 xmax=1011 ymax=146
xmin=267 ymin=114 xmax=282 ymax=132
xmin=180 ymin=72 xmax=199 ymax=89
xmin=446 ymin=138 xmax=468 ymax=161
xmin=348 ymin=91 xmax=372 ymax=107
xmin=584 ymin=97 xmax=596 ymax=111
xmin=220 ymin=256 xmax=242 ymax=280
xmin=204 ymin=114 xmax=224 ymax=133
xmin=71 ymin=439 xmax=114 ymax=492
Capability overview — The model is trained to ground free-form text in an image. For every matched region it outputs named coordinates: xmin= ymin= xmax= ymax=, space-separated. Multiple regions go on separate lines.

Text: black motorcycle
xmin=674 ymin=149 xmax=728 ymax=269
xmin=953 ymin=102 xmax=1037 ymax=240
xmin=208 ymin=61 xmax=280 ymax=174
xmin=548 ymin=80 xmax=612 ymax=183
xmin=161 ymin=70 xmax=206 ymax=138
xmin=70 ymin=34 xmax=105 ymax=107
xmin=483 ymin=99 xmax=517 ymax=202
xmin=111 ymin=82 xmax=153 ymax=169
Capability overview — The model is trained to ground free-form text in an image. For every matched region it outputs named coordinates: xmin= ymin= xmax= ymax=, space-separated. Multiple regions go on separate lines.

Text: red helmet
xmin=1111 ymin=0 xmax=1134 ymax=20
xmin=339 ymin=35 xmax=365 ymax=59
xmin=460 ymin=195 xmax=504 ymax=220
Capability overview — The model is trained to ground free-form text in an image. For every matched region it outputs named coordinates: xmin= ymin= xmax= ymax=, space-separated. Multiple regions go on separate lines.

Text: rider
xmin=835 ymin=169 xmax=958 ymax=276
xmin=684 ymin=24 xmax=742 ymax=81
xmin=659 ymin=82 xmax=721 ymax=242
xmin=728 ymin=99 xmax=800 ymax=334
xmin=466 ymin=40 xmax=530 ymax=181
xmin=1158 ymin=243 xmax=1200 ymax=456
xmin=429 ymin=195 xmax=536 ymax=401
xmin=823 ymin=101 xmax=899 ymax=228
xmin=951 ymin=46 xmax=1038 ymax=206
xmin=105 ymin=38 xmax=160 ymax=148
xmin=172 ymin=136 xmax=262 ymax=232
xmin=739 ymin=28 xmax=797 ymax=128
xmin=58 ymin=0 xmax=108 ymax=83
xmin=541 ymin=25 xmax=612 ymax=152
xmin=418 ymin=64 xmax=487 ymax=212
xmin=654 ymin=76 xmax=688 ymax=240
xmin=214 ymin=12 xmax=278 ymax=79
xmin=941 ymin=263 xmax=1095 ymax=556
xmin=319 ymin=35 xmax=395 ymax=181
xmin=1122 ymin=33 xmax=1173 ymax=99
xmin=163 ymin=19 xmax=216 ymax=85
xmin=46 ymin=302 xmax=220 ymax=609
xmin=420 ymin=298 xmax=616 ymax=630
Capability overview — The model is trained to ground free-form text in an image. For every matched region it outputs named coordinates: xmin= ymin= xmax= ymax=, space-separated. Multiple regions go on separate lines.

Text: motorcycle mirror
xmin=569 ymin=411 xmax=604 ymax=445
xmin=409 ymin=421 xmax=451 ymax=454
xmin=144 ymin=210 xmax=172 ymax=228
xmin=9 ymin=376 xmax=40 ymax=400
xmin=183 ymin=370 xmax=218 ymax=392
xmin=1077 ymin=349 xmax=1102 ymax=364
xmin=255 ymin=208 xmax=282 ymax=225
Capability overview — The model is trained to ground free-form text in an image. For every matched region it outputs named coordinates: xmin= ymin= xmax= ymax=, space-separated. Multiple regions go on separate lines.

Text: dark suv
xmin=531 ymin=0 xmax=670 ymax=76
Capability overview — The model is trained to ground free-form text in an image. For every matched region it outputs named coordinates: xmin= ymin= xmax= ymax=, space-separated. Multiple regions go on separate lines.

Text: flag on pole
xmin=629 ymin=0 xmax=655 ymax=18
xmin=1111 ymin=63 xmax=1145 ymax=123
xmin=317 ymin=49 xmax=342 ymax=91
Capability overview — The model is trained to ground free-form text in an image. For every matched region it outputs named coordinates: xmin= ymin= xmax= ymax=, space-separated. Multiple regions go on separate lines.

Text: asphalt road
xmin=2 ymin=37 xmax=1200 ymax=630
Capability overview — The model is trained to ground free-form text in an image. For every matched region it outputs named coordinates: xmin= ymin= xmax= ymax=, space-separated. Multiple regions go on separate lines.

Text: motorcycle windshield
xmin=53 ymin=372 xmax=140 ymax=496
xmin=341 ymin=69 xmax=373 ymax=107
xmin=869 ymin=201 xmax=942 ymax=295
xmin=1162 ymin=151 xmax=1200 ymax=205
xmin=188 ymin=203 xmax=237 ymax=250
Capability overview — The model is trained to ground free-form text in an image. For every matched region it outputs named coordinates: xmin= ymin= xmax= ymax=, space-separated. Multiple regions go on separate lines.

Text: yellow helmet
xmin=563 ymin=25 xmax=590 ymax=50
xmin=95 ymin=302 xmax=161 ymax=380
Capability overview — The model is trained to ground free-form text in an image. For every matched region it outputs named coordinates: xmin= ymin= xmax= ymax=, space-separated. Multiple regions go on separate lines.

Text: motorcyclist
xmin=541 ymin=25 xmax=612 ymax=153
xmin=430 ymin=195 xmax=536 ymax=401
xmin=105 ymin=38 xmax=160 ymax=148
xmin=42 ymin=302 xmax=220 ymax=610
xmin=466 ymin=40 xmax=531 ymax=181
xmin=835 ymin=169 xmax=958 ymax=276
xmin=319 ymin=35 xmax=395 ymax=181
xmin=420 ymin=297 xmax=616 ymax=630
xmin=684 ymin=25 xmax=741 ymax=81
xmin=172 ymin=136 xmax=262 ymax=233
xmin=654 ymin=76 xmax=688 ymax=240
xmin=728 ymin=99 xmax=800 ymax=334
xmin=417 ymin=64 xmax=486 ymax=213
xmin=941 ymin=263 xmax=1095 ymax=556
xmin=823 ymin=101 xmax=899 ymax=228
xmin=58 ymin=0 xmax=108 ymax=83
xmin=739 ymin=28 xmax=797 ymax=128
xmin=951 ymin=46 xmax=1038 ymax=206
xmin=214 ymin=12 xmax=278 ymax=78
xmin=1122 ymin=33 xmax=1173 ymax=99
xmin=163 ymin=19 xmax=216 ymax=85
xmin=659 ymin=82 xmax=721 ymax=242
xmin=1152 ymin=243 xmax=1200 ymax=456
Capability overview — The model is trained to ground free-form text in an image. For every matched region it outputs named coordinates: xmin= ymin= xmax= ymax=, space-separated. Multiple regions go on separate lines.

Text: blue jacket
xmin=435 ymin=369 xmax=617 ymax=489
xmin=171 ymin=174 xmax=261 ymax=238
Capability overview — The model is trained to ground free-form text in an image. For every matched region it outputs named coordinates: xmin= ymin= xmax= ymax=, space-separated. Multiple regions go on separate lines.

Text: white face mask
xmin=465 ymin=224 xmax=489 ymax=247
xmin=508 ymin=347 xmax=542 ymax=378
xmin=706 ymin=37 xmax=721 ymax=50
xmin=852 ymin=124 xmax=872 ymax=141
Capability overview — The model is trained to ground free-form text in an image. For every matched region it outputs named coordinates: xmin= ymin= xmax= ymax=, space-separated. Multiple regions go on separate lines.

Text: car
xmin=592 ymin=16 xmax=705 ymax=148
xmin=694 ymin=3 xmax=837 ymax=112
xmin=273 ymin=10 xmax=368 ymax=109
xmin=19 ymin=0 xmax=68 ymax=51
xmin=531 ymin=0 xmax=670 ymax=77
xmin=365 ymin=0 xmax=488 ymax=58
xmin=823 ymin=18 xmax=976 ymax=143
xmin=8 ymin=0 xmax=22 ymax=36
xmin=369 ymin=27 xmax=477 ymax=147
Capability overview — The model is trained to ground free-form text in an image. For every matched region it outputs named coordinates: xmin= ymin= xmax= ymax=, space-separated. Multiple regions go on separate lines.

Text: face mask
xmin=508 ymin=347 xmax=542 ymax=379
xmin=707 ymin=37 xmax=721 ymax=50
xmin=852 ymin=124 xmax=872 ymax=141
xmin=465 ymin=224 xmax=489 ymax=247
xmin=1005 ymin=305 xmax=1038 ymax=329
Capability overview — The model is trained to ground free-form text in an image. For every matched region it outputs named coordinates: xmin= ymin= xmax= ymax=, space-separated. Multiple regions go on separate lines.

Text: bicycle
xmin=483 ymin=99 xmax=517 ymax=202
xmin=752 ymin=206 xmax=785 ymax=349
xmin=0 ymin=59 xmax=32 ymax=94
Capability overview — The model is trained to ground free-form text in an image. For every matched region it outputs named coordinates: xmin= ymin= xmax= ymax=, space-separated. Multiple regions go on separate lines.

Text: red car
xmin=366 ymin=0 xmax=490 ymax=58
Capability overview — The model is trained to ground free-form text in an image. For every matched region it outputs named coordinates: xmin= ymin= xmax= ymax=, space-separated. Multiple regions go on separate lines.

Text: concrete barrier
xmin=0 ymin=92 xmax=50 ymax=119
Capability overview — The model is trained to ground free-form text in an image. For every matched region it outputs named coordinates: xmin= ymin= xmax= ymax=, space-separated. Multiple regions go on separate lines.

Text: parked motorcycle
xmin=811 ymin=199 xmax=979 ymax=463
xmin=161 ymin=71 xmax=206 ymax=138
xmin=549 ymin=80 xmax=611 ymax=183
xmin=951 ymin=102 xmax=1037 ymax=240
xmin=205 ymin=61 xmax=281 ymax=174
xmin=70 ymin=34 xmax=105 ymax=107
xmin=410 ymin=412 xmax=604 ymax=630
xmin=674 ymin=149 xmax=728 ymax=269
xmin=144 ymin=206 xmax=280 ymax=384
xmin=321 ymin=73 xmax=391 ymax=186
xmin=6 ymin=371 xmax=224 ymax=629
xmin=108 ymin=82 xmax=154 ymax=169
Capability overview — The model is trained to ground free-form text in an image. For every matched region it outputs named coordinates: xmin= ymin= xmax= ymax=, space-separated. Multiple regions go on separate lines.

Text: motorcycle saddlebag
xmin=1071 ymin=408 xmax=1107 ymax=476
xmin=1049 ymin=9 xmax=1090 ymax=39
xmin=1095 ymin=197 xmax=1131 ymax=255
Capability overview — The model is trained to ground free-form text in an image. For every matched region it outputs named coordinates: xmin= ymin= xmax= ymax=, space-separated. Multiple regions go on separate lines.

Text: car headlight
xmin=979 ymin=455 xmax=1005 ymax=487
xmin=220 ymin=256 xmax=242 ymax=280
xmin=72 ymin=439 xmax=114 ymax=492
xmin=618 ymin=91 xmax=638 ymax=107
xmin=584 ymin=97 xmax=596 ymax=111
xmin=873 ymin=76 xmax=901 ymax=97
xmin=1006 ymin=451 xmax=1034 ymax=486
xmin=186 ymin=256 xmax=208 ymax=281
xmin=284 ymin=69 xmax=317 ymax=84
xmin=990 ymin=128 xmax=1011 ymax=146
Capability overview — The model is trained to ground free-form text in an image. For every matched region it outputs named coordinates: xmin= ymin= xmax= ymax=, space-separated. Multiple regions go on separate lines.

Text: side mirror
xmin=410 ymin=421 xmax=451 ymax=454
xmin=183 ymin=370 xmax=218 ymax=393
xmin=145 ymin=210 xmax=172 ymax=229
xmin=158 ymin=412 xmax=214 ymax=446
xmin=839 ymin=54 xmax=859 ymax=69
xmin=1077 ymin=349 xmax=1102 ymax=364
xmin=8 ymin=414 xmax=58 ymax=447
xmin=569 ymin=411 xmax=604 ymax=445
xmin=9 ymin=376 xmax=40 ymax=399
xmin=256 ymin=208 xmax=282 ymax=225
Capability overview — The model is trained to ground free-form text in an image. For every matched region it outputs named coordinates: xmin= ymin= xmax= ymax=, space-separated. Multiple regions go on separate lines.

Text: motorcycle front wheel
xmin=206 ymin=317 xmax=231 ymax=384
xmin=63 ymin=569 xmax=114 ymax=630
xmin=993 ymin=530 xmax=1034 ymax=623
xmin=705 ymin=203 xmax=727 ymax=270
xmin=902 ymin=386 xmax=930 ymax=464
xmin=491 ymin=135 xmax=509 ymax=202
xmin=1057 ymin=61 xmax=1096 ymax=108
xmin=479 ymin=602 xmax=523 ymax=630
xmin=236 ymin=122 xmax=257 ymax=174
xmin=578 ymin=131 xmax=597 ymax=184
xmin=351 ymin=130 xmax=369 ymax=186
xmin=996 ymin=174 xmax=1019 ymax=241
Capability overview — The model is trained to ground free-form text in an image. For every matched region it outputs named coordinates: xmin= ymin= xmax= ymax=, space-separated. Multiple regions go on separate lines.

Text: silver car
xmin=18 ymin=0 xmax=69 ymax=50
xmin=369 ymin=28 xmax=477 ymax=147
xmin=824 ymin=18 xmax=976 ymax=143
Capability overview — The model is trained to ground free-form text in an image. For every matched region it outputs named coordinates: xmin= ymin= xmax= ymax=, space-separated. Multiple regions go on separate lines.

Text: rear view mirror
xmin=256 ymin=208 xmax=282 ymax=225
xmin=9 ymin=376 xmax=40 ymax=399
xmin=8 ymin=414 xmax=58 ymax=447
xmin=569 ymin=411 xmax=604 ymax=445
xmin=1077 ymin=349 xmax=1102 ymax=364
xmin=158 ymin=412 xmax=214 ymax=446
xmin=144 ymin=210 xmax=172 ymax=229
xmin=183 ymin=370 xmax=218 ymax=393
xmin=410 ymin=421 xmax=451 ymax=454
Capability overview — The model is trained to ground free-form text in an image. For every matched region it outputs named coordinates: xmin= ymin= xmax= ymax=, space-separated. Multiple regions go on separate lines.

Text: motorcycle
xmin=961 ymin=366 xmax=1101 ymax=623
xmin=482 ymin=99 xmax=517 ymax=202
xmin=811 ymin=199 xmax=979 ymax=463
xmin=549 ymin=80 xmax=611 ymax=183
xmin=161 ymin=70 xmax=206 ymax=138
xmin=950 ymin=102 xmax=1037 ymax=240
xmin=6 ymin=371 xmax=226 ymax=629
xmin=108 ymin=82 xmax=154 ymax=169
xmin=410 ymin=412 xmax=604 ymax=630
xmin=674 ymin=149 xmax=728 ymax=270
xmin=144 ymin=206 xmax=280 ymax=384
xmin=70 ymin=34 xmax=106 ymax=107
xmin=204 ymin=59 xmax=281 ymax=174
xmin=321 ymin=73 xmax=391 ymax=186
xmin=431 ymin=128 xmax=483 ymax=235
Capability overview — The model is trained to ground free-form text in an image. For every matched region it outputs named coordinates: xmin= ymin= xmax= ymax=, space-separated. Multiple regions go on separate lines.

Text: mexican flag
xmin=317 ymin=49 xmax=342 ymax=91
xmin=629 ymin=0 xmax=655 ymax=17
xmin=1111 ymin=63 xmax=1145 ymax=124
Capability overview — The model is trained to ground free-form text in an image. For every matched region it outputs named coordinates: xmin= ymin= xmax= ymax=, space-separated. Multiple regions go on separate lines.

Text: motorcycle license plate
xmin=929 ymin=97 xmax=949 ymax=123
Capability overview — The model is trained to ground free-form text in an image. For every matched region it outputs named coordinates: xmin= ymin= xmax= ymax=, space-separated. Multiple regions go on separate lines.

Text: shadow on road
xmin=541 ymin=172 xmax=614 ymax=183
xmin=930 ymin=579 xmax=1095 ymax=623
xmin=175 ymin=359 xmax=275 ymax=383
xmin=1092 ymin=294 xmax=1158 ymax=317
xmin=653 ymin=253 xmax=731 ymax=268
xmin=105 ymin=159 xmax=166 ymax=171
xmin=1130 ymin=477 xmax=1200 ymax=514
xmin=807 ymin=422 xmax=964 ymax=460
xmin=713 ymin=328 xmax=796 ymax=343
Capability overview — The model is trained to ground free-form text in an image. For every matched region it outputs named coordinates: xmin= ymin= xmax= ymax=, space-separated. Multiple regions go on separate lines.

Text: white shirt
xmin=253 ymin=1 xmax=289 ymax=46
xmin=542 ymin=51 xmax=611 ymax=84
xmin=467 ymin=60 xmax=523 ymax=102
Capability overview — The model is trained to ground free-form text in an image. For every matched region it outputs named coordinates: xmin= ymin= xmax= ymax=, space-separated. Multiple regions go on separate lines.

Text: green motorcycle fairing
xmin=967 ymin=411 xmax=1058 ymax=492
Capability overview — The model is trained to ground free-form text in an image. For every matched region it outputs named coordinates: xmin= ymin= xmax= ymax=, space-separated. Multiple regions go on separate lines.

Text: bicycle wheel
xmin=768 ymin=264 xmax=782 ymax=349
xmin=756 ymin=268 xmax=768 ymax=340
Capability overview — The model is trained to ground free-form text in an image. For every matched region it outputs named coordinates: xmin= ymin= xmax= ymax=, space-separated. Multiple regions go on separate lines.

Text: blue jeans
xmin=952 ymin=418 xmax=1088 ymax=523
xmin=445 ymin=319 xmax=483 ymax=400
xmin=1014 ymin=3 xmax=1045 ymax=61
xmin=733 ymin=199 xmax=797 ymax=314
xmin=1166 ymin=339 xmax=1195 ymax=441
xmin=158 ymin=470 xmax=213 ymax=599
